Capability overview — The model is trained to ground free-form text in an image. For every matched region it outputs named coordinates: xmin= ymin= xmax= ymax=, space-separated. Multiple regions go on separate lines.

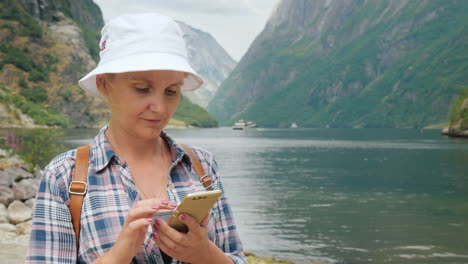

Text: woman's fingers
xmin=200 ymin=213 xmax=209 ymax=228
xmin=125 ymin=206 xmax=158 ymax=222
xmin=152 ymin=213 xmax=211 ymax=263
xmin=153 ymin=232 xmax=176 ymax=257
xmin=178 ymin=213 xmax=201 ymax=233
xmin=127 ymin=217 xmax=153 ymax=232
xmin=127 ymin=200 xmax=177 ymax=222
xmin=154 ymin=229 xmax=178 ymax=253
xmin=136 ymin=199 xmax=178 ymax=212
xmin=110 ymin=199 xmax=177 ymax=262
xmin=154 ymin=219 xmax=187 ymax=246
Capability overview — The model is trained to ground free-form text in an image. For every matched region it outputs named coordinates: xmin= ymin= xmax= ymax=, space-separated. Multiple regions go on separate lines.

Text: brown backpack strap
xmin=180 ymin=144 xmax=213 ymax=191
xmin=69 ymin=144 xmax=90 ymax=252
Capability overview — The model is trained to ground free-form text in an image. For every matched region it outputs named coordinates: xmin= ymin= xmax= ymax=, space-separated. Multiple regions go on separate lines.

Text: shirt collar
xmin=160 ymin=130 xmax=193 ymax=168
xmin=91 ymin=126 xmax=117 ymax=173
xmin=91 ymin=126 xmax=191 ymax=173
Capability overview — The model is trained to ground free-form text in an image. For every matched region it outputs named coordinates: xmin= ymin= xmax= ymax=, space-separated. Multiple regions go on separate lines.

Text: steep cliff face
xmin=19 ymin=0 xmax=102 ymax=30
xmin=209 ymin=0 xmax=468 ymax=128
xmin=20 ymin=0 xmax=103 ymax=61
xmin=178 ymin=22 xmax=236 ymax=108
xmin=0 ymin=0 xmax=104 ymax=127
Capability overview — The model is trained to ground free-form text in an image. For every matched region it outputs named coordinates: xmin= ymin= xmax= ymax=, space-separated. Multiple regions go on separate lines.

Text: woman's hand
xmin=152 ymin=213 xmax=210 ymax=263
xmin=99 ymin=199 xmax=178 ymax=263
xmin=153 ymin=214 xmax=234 ymax=264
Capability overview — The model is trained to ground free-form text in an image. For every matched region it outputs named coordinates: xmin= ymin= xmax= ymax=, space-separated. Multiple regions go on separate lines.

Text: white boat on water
xmin=291 ymin=123 xmax=298 ymax=128
xmin=232 ymin=120 xmax=257 ymax=130
xmin=246 ymin=121 xmax=257 ymax=128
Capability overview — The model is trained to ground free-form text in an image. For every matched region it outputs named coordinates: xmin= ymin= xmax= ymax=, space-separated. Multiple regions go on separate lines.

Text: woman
xmin=26 ymin=13 xmax=246 ymax=264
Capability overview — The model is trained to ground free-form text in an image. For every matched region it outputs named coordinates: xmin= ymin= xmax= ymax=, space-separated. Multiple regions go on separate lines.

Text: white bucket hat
xmin=78 ymin=13 xmax=203 ymax=98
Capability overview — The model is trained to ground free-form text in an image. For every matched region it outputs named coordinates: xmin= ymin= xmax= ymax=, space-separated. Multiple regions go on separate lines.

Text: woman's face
xmin=96 ymin=70 xmax=184 ymax=140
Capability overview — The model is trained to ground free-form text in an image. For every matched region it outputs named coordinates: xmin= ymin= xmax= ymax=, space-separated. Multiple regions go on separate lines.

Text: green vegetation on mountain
xmin=0 ymin=0 xmax=217 ymax=128
xmin=0 ymin=0 xmax=42 ymax=38
xmin=209 ymin=0 xmax=468 ymax=128
xmin=174 ymin=96 xmax=218 ymax=127
xmin=449 ymin=86 xmax=468 ymax=130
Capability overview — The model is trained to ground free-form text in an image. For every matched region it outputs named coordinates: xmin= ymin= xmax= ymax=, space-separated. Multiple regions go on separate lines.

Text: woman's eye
xmin=135 ymin=88 xmax=150 ymax=93
xmin=165 ymin=90 xmax=177 ymax=96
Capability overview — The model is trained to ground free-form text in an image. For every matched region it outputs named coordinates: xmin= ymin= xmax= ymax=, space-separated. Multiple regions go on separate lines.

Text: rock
xmin=0 ymin=204 xmax=8 ymax=224
xmin=448 ymin=125 xmax=468 ymax=138
xmin=0 ymin=223 xmax=16 ymax=233
xmin=33 ymin=165 xmax=43 ymax=179
xmin=0 ymin=240 xmax=29 ymax=264
xmin=7 ymin=201 xmax=32 ymax=225
xmin=0 ymin=157 xmax=21 ymax=170
xmin=16 ymin=220 xmax=32 ymax=235
xmin=12 ymin=178 xmax=39 ymax=201
xmin=24 ymin=199 xmax=35 ymax=209
xmin=0 ymin=170 xmax=15 ymax=187
xmin=3 ymin=167 xmax=33 ymax=182
xmin=19 ymin=163 xmax=30 ymax=172
xmin=441 ymin=127 xmax=449 ymax=136
xmin=0 ymin=186 xmax=15 ymax=206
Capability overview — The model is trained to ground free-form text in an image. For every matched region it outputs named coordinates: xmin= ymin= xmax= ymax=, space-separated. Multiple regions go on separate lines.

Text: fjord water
xmin=168 ymin=128 xmax=468 ymax=264
xmin=31 ymin=128 xmax=468 ymax=263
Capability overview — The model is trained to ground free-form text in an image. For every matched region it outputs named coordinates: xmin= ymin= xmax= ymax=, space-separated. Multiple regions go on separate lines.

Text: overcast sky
xmin=92 ymin=0 xmax=280 ymax=61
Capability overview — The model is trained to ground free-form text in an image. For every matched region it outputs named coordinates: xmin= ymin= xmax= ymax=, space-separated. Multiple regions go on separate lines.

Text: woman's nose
xmin=148 ymin=94 xmax=166 ymax=113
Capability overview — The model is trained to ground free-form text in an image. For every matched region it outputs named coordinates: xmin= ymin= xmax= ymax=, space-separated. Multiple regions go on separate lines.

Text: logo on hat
xmin=100 ymin=40 xmax=107 ymax=51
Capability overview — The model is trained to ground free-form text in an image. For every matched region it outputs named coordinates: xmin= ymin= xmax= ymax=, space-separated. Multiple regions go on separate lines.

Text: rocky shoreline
xmin=0 ymin=156 xmax=41 ymax=263
xmin=441 ymin=126 xmax=468 ymax=138
xmin=441 ymin=97 xmax=468 ymax=138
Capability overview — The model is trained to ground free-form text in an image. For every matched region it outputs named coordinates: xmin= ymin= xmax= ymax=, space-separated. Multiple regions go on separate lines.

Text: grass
xmin=424 ymin=121 xmax=449 ymax=129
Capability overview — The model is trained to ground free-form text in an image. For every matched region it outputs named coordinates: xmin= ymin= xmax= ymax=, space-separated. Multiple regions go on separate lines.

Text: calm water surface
xmin=4 ymin=127 xmax=468 ymax=264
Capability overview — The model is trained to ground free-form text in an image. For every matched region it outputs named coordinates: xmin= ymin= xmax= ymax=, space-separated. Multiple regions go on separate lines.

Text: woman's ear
xmin=96 ymin=74 xmax=110 ymax=98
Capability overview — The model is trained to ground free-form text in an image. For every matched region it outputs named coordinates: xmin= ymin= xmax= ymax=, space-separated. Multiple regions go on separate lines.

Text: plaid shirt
xmin=26 ymin=126 xmax=246 ymax=264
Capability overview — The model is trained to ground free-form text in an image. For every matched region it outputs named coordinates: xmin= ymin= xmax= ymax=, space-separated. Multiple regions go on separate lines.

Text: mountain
xmin=178 ymin=22 xmax=236 ymax=108
xmin=0 ymin=0 xmax=103 ymax=127
xmin=0 ymin=0 xmax=217 ymax=128
xmin=208 ymin=0 xmax=468 ymax=128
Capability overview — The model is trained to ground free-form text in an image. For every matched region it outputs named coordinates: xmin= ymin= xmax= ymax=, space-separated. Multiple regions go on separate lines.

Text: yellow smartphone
xmin=168 ymin=190 xmax=222 ymax=232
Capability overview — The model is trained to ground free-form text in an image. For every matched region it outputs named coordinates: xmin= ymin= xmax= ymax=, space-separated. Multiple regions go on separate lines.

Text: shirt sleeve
xmin=204 ymin=151 xmax=247 ymax=264
xmin=25 ymin=157 xmax=78 ymax=263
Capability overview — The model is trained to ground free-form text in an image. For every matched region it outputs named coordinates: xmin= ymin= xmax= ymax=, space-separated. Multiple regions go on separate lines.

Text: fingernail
xmin=161 ymin=200 xmax=169 ymax=205
xmin=179 ymin=214 xmax=186 ymax=220
xmin=152 ymin=206 xmax=159 ymax=210
xmin=169 ymin=202 xmax=178 ymax=207
xmin=154 ymin=219 xmax=161 ymax=226
xmin=146 ymin=218 xmax=153 ymax=222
